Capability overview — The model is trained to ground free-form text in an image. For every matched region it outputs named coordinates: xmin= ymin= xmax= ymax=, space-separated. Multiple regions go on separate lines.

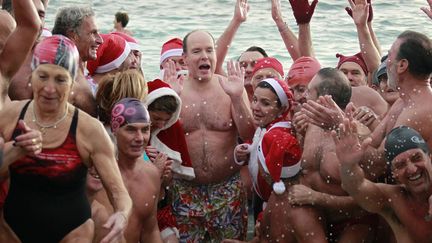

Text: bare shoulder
xmin=352 ymin=86 xmax=388 ymax=115
xmin=75 ymin=107 xmax=113 ymax=157
xmin=140 ymin=162 xmax=161 ymax=183
xmin=76 ymin=108 xmax=106 ymax=135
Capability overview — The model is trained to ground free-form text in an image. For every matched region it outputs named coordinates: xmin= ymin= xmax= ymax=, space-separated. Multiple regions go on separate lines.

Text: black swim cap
xmin=385 ymin=126 xmax=429 ymax=163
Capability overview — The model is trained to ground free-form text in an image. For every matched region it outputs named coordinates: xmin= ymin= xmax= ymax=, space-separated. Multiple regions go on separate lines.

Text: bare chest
xmin=123 ymin=174 xmax=158 ymax=218
xmin=389 ymin=195 xmax=432 ymax=241
xmin=180 ymin=91 xmax=234 ymax=133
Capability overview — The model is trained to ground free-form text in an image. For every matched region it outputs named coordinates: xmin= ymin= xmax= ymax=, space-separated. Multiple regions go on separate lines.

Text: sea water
xmin=45 ymin=0 xmax=432 ymax=80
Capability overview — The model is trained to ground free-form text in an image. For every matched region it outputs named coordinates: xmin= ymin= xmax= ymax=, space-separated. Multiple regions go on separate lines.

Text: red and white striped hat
xmin=111 ymin=31 xmax=140 ymax=51
xmin=87 ymin=33 xmax=131 ymax=75
xmin=160 ymin=38 xmax=183 ymax=65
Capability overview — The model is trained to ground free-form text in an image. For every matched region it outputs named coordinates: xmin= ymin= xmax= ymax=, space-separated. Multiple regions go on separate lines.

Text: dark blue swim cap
xmin=385 ymin=126 xmax=430 ymax=163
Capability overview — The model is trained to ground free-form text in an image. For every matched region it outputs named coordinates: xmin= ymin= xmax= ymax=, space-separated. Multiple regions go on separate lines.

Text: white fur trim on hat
xmin=128 ymin=42 xmax=140 ymax=51
xmin=95 ymin=42 xmax=131 ymax=74
xmin=145 ymin=87 xmax=181 ymax=131
xmin=262 ymin=78 xmax=288 ymax=107
xmin=160 ymin=48 xmax=183 ymax=65
xmin=273 ymin=181 xmax=286 ymax=195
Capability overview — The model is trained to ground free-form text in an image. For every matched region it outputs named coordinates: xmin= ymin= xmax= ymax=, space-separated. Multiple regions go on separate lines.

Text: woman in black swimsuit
xmin=0 ymin=35 xmax=132 ymax=243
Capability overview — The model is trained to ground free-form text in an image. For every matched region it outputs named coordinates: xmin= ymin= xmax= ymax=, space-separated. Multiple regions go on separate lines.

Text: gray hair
xmin=52 ymin=6 xmax=94 ymax=37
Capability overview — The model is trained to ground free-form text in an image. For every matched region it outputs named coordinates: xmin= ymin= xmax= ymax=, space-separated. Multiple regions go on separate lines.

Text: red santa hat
xmin=336 ymin=52 xmax=368 ymax=75
xmin=111 ymin=31 xmax=140 ymax=51
xmin=160 ymin=38 xmax=183 ymax=65
xmin=287 ymin=56 xmax=321 ymax=87
xmin=257 ymin=122 xmax=302 ymax=195
xmin=86 ymin=33 xmax=131 ymax=76
xmin=145 ymin=79 xmax=195 ymax=180
xmin=252 ymin=57 xmax=284 ymax=78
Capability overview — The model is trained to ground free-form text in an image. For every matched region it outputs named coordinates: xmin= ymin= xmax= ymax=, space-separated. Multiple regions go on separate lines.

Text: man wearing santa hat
xmin=87 ymin=33 xmax=138 ymax=85
xmin=145 ymin=78 xmax=195 ymax=243
xmin=170 ymin=29 xmax=254 ymax=242
xmin=111 ymin=31 xmax=142 ymax=69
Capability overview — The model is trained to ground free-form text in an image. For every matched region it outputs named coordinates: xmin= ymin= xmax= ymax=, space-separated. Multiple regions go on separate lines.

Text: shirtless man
xmin=93 ymin=98 xmax=163 ymax=243
xmin=51 ymin=6 xmax=103 ymax=116
xmin=293 ymin=68 xmax=375 ymax=242
xmin=171 ymin=30 xmax=254 ymax=242
xmin=334 ymin=123 xmax=432 ymax=242
xmin=0 ymin=0 xmax=40 ymax=110
xmin=301 ymin=30 xmax=432 ymax=184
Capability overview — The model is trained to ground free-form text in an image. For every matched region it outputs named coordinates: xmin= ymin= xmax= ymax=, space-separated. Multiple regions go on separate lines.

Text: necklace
xmin=32 ymin=101 xmax=69 ymax=135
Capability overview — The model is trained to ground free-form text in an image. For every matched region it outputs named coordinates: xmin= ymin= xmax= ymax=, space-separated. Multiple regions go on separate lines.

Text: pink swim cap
xmin=31 ymin=35 xmax=79 ymax=80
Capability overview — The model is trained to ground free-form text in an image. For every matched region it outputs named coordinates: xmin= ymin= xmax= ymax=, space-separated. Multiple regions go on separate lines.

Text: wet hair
xmin=396 ymin=31 xmax=432 ymax=79
xmin=52 ymin=6 xmax=95 ymax=37
xmin=182 ymin=30 xmax=215 ymax=54
xmin=244 ymin=46 xmax=268 ymax=57
xmin=96 ymin=69 xmax=147 ymax=125
xmin=148 ymin=96 xmax=178 ymax=115
xmin=256 ymin=81 xmax=282 ymax=108
xmin=315 ymin=68 xmax=351 ymax=109
xmin=115 ymin=11 xmax=129 ymax=28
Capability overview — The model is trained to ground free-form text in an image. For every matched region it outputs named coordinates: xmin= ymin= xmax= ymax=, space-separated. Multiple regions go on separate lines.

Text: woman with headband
xmin=0 ymin=35 xmax=131 ymax=243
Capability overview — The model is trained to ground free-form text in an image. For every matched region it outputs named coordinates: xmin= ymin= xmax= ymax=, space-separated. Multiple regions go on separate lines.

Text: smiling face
xmin=251 ymin=86 xmax=284 ymax=127
xmin=31 ymin=64 xmax=73 ymax=112
xmin=73 ymin=16 xmax=103 ymax=61
xmin=392 ymin=148 xmax=432 ymax=195
xmin=183 ymin=31 xmax=216 ymax=82
xmin=115 ymin=122 xmax=151 ymax=160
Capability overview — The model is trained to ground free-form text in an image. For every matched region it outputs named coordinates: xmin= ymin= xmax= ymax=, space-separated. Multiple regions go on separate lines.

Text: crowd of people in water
xmin=0 ymin=0 xmax=432 ymax=242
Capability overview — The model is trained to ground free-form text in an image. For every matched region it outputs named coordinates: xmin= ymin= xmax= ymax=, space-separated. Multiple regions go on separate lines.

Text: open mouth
xmin=89 ymin=170 xmax=100 ymax=179
xmin=199 ymin=64 xmax=210 ymax=70
xmin=408 ymin=172 xmax=422 ymax=181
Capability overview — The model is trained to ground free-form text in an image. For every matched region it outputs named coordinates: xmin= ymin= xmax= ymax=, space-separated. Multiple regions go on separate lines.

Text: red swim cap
xmin=287 ymin=56 xmax=321 ymax=87
xmin=32 ymin=35 xmax=79 ymax=79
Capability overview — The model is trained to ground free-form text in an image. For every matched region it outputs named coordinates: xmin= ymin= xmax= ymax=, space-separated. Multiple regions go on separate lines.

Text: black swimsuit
xmin=4 ymin=101 xmax=90 ymax=243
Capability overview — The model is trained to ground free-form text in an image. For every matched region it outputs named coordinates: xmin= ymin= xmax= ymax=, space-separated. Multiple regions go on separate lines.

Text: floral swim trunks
xmin=170 ymin=173 xmax=247 ymax=243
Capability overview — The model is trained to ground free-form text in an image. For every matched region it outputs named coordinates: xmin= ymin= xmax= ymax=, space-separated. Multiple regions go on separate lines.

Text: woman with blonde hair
xmin=96 ymin=69 xmax=147 ymax=126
